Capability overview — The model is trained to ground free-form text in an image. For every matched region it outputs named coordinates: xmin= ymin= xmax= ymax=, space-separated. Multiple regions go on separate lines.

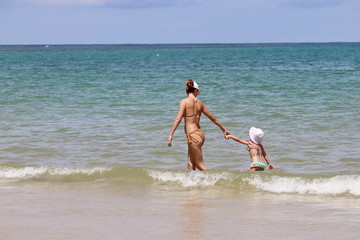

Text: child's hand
xmin=225 ymin=135 xmax=231 ymax=139
xmin=223 ymin=130 xmax=231 ymax=138
xmin=269 ymin=164 xmax=274 ymax=170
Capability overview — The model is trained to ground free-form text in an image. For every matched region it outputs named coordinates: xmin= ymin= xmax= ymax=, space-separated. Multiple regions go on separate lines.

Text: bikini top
xmin=246 ymin=140 xmax=262 ymax=154
xmin=185 ymin=98 xmax=200 ymax=124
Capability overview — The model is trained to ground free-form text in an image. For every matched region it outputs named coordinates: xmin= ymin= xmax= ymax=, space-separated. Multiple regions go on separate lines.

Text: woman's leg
xmin=187 ymin=151 xmax=195 ymax=170
xmin=187 ymin=134 xmax=206 ymax=171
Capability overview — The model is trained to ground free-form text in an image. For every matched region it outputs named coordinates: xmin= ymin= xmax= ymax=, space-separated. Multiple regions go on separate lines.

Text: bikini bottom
xmin=187 ymin=129 xmax=205 ymax=143
xmin=250 ymin=162 xmax=267 ymax=171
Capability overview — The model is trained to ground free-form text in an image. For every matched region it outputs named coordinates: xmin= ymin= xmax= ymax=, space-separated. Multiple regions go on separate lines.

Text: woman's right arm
xmin=167 ymin=100 xmax=186 ymax=147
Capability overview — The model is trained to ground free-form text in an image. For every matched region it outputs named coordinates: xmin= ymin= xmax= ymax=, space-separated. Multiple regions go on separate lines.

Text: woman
xmin=167 ymin=79 xmax=230 ymax=170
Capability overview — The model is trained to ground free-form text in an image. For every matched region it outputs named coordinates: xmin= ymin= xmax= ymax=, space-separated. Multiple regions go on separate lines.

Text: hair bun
xmin=185 ymin=79 xmax=194 ymax=91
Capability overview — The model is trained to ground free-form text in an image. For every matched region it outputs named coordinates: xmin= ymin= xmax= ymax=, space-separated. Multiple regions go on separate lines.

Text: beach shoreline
xmin=1 ymin=179 xmax=359 ymax=240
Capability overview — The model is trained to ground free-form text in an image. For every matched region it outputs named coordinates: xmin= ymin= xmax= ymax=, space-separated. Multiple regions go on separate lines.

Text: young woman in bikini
xmin=167 ymin=79 xmax=230 ymax=171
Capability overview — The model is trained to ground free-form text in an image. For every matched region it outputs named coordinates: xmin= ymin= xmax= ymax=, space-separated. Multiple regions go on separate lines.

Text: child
xmin=226 ymin=127 xmax=274 ymax=171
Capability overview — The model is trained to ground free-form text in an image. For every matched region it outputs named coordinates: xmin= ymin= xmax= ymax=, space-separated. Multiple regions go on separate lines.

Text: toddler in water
xmin=226 ymin=127 xmax=274 ymax=171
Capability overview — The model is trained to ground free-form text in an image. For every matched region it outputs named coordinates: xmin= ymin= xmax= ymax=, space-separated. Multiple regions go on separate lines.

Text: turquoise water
xmin=0 ymin=43 xmax=360 ymax=194
xmin=1 ymin=43 xmax=360 ymax=239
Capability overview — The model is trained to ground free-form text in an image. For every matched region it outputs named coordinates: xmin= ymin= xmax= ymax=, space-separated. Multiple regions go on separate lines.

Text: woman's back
xmin=183 ymin=97 xmax=202 ymax=133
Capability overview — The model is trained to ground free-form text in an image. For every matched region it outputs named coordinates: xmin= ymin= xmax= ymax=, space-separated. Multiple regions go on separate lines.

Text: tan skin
xmin=167 ymin=89 xmax=230 ymax=170
xmin=226 ymin=135 xmax=274 ymax=171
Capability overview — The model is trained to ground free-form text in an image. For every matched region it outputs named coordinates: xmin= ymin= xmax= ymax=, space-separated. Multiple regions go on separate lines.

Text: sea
xmin=0 ymin=43 xmax=359 ymax=239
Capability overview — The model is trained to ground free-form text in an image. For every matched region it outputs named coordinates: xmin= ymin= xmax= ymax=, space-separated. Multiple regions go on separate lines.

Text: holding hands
xmin=223 ymin=130 xmax=231 ymax=138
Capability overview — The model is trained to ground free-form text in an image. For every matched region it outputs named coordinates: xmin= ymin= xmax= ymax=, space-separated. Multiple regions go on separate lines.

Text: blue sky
xmin=0 ymin=0 xmax=359 ymax=44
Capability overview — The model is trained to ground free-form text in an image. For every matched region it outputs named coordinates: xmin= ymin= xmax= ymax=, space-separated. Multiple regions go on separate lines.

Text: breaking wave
xmin=1 ymin=165 xmax=359 ymax=197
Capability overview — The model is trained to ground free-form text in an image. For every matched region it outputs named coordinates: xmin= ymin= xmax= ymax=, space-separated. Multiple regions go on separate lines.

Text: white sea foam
xmin=0 ymin=166 xmax=48 ymax=181
xmin=48 ymin=167 xmax=110 ymax=176
xmin=0 ymin=166 xmax=111 ymax=182
xmin=244 ymin=175 xmax=360 ymax=196
xmin=147 ymin=170 xmax=360 ymax=196
xmin=147 ymin=170 xmax=232 ymax=187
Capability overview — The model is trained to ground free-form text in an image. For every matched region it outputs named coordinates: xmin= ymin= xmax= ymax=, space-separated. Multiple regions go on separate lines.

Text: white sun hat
xmin=249 ymin=127 xmax=264 ymax=144
xmin=193 ymin=81 xmax=199 ymax=90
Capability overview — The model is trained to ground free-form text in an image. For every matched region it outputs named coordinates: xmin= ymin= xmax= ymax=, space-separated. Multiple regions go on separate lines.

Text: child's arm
xmin=226 ymin=135 xmax=248 ymax=145
xmin=260 ymin=145 xmax=274 ymax=169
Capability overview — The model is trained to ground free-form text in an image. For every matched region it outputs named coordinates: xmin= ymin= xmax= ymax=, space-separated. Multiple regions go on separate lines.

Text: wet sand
xmin=1 ymin=181 xmax=359 ymax=240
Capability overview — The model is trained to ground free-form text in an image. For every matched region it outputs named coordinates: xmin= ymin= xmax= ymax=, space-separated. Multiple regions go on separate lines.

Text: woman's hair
xmin=185 ymin=79 xmax=197 ymax=93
